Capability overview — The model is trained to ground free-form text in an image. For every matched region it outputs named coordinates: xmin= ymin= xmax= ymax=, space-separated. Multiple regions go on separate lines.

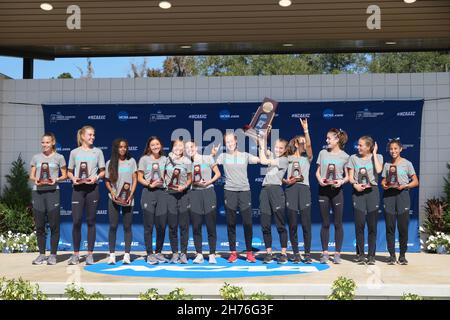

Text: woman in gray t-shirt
xmin=283 ymin=118 xmax=314 ymax=264
xmin=66 ymin=125 xmax=106 ymax=266
xmin=381 ymin=138 xmax=419 ymax=265
xmin=29 ymin=133 xmax=67 ymax=266
xmin=315 ymin=128 xmax=350 ymax=264
xmin=347 ymin=136 xmax=383 ymax=265
xmin=105 ymin=138 xmax=137 ymax=265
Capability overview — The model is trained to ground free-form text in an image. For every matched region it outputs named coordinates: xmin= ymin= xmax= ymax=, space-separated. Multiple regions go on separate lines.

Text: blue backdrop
xmin=42 ymin=100 xmax=423 ymax=253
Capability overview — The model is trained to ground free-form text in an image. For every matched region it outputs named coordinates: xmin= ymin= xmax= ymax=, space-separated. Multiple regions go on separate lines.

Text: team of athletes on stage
xmin=29 ymin=118 xmax=418 ymax=267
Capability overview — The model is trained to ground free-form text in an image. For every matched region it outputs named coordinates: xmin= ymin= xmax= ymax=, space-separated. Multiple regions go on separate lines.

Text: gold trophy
xmin=386 ymin=165 xmax=400 ymax=188
xmin=290 ymin=161 xmax=304 ymax=182
xmin=243 ymin=97 xmax=278 ymax=140
xmin=116 ymin=182 xmax=131 ymax=205
xmin=38 ymin=162 xmax=53 ymax=185
xmin=77 ymin=162 xmax=91 ymax=184
xmin=358 ymin=167 xmax=371 ymax=189
xmin=323 ymin=163 xmax=338 ymax=185
xmin=168 ymin=168 xmax=181 ymax=191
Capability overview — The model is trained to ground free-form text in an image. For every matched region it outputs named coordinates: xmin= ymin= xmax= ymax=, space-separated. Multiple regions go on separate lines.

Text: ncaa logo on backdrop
xmin=117 ymin=111 xmax=138 ymax=121
xmin=219 ymin=109 xmax=239 ymax=120
xmin=55 ymin=142 xmax=70 ymax=152
xmin=397 ymin=111 xmax=416 ymax=117
xmin=322 ymin=108 xmax=343 ymax=120
xmin=353 ymin=141 xmax=359 ymax=150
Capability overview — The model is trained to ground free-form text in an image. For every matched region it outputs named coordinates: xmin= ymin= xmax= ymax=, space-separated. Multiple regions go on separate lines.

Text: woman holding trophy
xmin=67 ymin=125 xmax=106 ymax=265
xmin=185 ymin=141 xmax=221 ymax=264
xmin=315 ymin=128 xmax=350 ymax=264
xmin=164 ymin=139 xmax=192 ymax=264
xmin=138 ymin=136 xmax=169 ymax=265
xmin=381 ymin=138 xmax=419 ymax=265
xmin=29 ymin=133 xmax=67 ymax=265
xmin=105 ymin=138 xmax=137 ymax=265
xmin=347 ymin=136 xmax=383 ymax=265
xmin=283 ymin=118 xmax=313 ymax=264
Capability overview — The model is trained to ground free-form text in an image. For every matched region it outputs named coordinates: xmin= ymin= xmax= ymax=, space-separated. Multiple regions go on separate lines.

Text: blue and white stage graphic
xmin=42 ymin=100 xmax=423 ymax=253
xmin=85 ymin=258 xmax=330 ymax=279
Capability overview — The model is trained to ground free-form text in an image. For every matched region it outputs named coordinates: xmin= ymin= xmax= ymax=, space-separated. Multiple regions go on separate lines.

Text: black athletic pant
xmin=167 ymin=191 xmax=190 ymax=254
xmin=71 ymin=184 xmax=99 ymax=252
xmin=318 ymin=186 xmax=344 ymax=252
xmin=32 ymin=190 xmax=60 ymax=255
xmin=224 ymin=190 xmax=253 ymax=252
xmin=191 ymin=211 xmax=217 ymax=254
xmin=353 ymin=187 xmax=380 ymax=257
xmin=108 ymin=199 xmax=133 ymax=253
xmin=384 ymin=189 xmax=410 ymax=256
xmin=285 ymin=183 xmax=312 ymax=254
xmin=141 ymin=188 xmax=167 ymax=254
xmin=260 ymin=185 xmax=288 ymax=249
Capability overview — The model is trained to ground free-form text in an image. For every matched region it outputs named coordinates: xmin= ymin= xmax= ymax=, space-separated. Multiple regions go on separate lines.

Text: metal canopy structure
xmin=0 ymin=0 xmax=449 ymax=60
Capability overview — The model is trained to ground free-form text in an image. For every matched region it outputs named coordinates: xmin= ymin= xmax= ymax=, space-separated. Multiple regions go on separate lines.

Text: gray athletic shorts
xmin=224 ymin=189 xmax=252 ymax=211
xmin=141 ymin=188 xmax=167 ymax=216
xmin=189 ymin=188 xmax=217 ymax=215
xmin=383 ymin=189 xmax=410 ymax=215
xmin=32 ymin=190 xmax=60 ymax=212
xmin=259 ymin=185 xmax=285 ymax=216
xmin=352 ymin=187 xmax=380 ymax=213
xmin=285 ymin=183 xmax=311 ymax=212
xmin=166 ymin=190 xmax=191 ymax=215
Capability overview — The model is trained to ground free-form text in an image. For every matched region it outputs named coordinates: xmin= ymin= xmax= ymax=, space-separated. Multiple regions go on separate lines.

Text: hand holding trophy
xmin=243 ymin=97 xmax=278 ymax=142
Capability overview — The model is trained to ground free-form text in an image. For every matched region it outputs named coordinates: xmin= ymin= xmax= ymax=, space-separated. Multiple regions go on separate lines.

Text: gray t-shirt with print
xmin=287 ymin=154 xmax=312 ymax=186
xmin=316 ymin=149 xmax=349 ymax=180
xmin=105 ymin=158 xmax=137 ymax=205
xmin=30 ymin=152 xmax=66 ymax=191
xmin=382 ymin=159 xmax=416 ymax=186
xmin=68 ymin=147 xmax=106 ymax=183
xmin=216 ymin=152 xmax=259 ymax=191
xmin=262 ymin=155 xmax=288 ymax=186
xmin=191 ymin=155 xmax=216 ymax=190
xmin=347 ymin=154 xmax=384 ymax=185
xmin=138 ymin=155 xmax=167 ymax=188
xmin=164 ymin=155 xmax=192 ymax=190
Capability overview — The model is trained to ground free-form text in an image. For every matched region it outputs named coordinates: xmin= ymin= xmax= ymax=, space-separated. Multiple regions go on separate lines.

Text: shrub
xmin=422 ymin=198 xmax=449 ymax=236
xmin=0 ymin=277 xmax=47 ymax=300
xmin=0 ymin=155 xmax=32 ymax=211
xmin=64 ymin=283 xmax=109 ymax=300
xmin=401 ymin=293 xmax=424 ymax=300
xmin=328 ymin=276 xmax=357 ymax=300
xmin=219 ymin=283 xmax=245 ymax=300
xmin=0 ymin=203 xmax=35 ymax=235
xmin=164 ymin=288 xmax=193 ymax=300
xmin=248 ymin=292 xmax=272 ymax=300
xmin=0 ymin=231 xmax=38 ymax=253
xmin=139 ymin=288 xmax=162 ymax=300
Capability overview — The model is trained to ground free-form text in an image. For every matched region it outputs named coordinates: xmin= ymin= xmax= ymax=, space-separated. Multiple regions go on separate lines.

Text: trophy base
xmin=37 ymin=179 xmax=53 ymax=185
xmin=290 ymin=176 xmax=304 ymax=183
xmin=243 ymin=127 xmax=267 ymax=141
xmin=386 ymin=184 xmax=400 ymax=189
xmin=76 ymin=178 xmax=92 ymax=184
xmin=150 ymin=179 xmax=163 ymax=186
xmin=115 ymin=198 xmax=130 ymax=206
xmin=360 ymin=184 xmax=372 ymax=189
xmin=323 ymin=179 xmax=338 ymax=185
xmin=193 ymin=180 xmax=206 ymax=187
xmin=168 ymin=185 xmax=180 ymax=191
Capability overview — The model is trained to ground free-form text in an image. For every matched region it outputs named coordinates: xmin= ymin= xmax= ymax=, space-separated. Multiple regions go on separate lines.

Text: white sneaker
xmin=193 ymin=253 xmax=204 ymax=264
xmin=123 ymin=253 xmax=131 ymax=264
xmin=108 ymin=253 xmax=116 ymax=265
xmin=208 ymin=254 xmax=217 ymax=264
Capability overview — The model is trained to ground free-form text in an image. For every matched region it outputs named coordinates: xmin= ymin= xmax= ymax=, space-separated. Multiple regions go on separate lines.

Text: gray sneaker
xmin=179 ymin=253 xmax=188 ymax=264
xmin=85 ymin=254 xmax=94 ymax=265
xmin=68 ymin=254 xmax=80 ymax=265
xmin=32 ymin=254 xmax=47 ymax=265
xmin=193 ymin=253 xmax=204 ymax=264
xmin=320 ymin=253 xmax=329 ymax=264
xmin=170 ymin=253 xmax=179 ymax=264
xmin=146 ymin=253 xmax=158 ymax=265
xmin=47 ymin=254 xmax=57 ymax=265
xmin=208 ymin=254 xmax=217 ymax=264
xmin=333 ymin=253 xmax=342 ymax=264
xmin=155 ymin=253 xmax=168 ymax=263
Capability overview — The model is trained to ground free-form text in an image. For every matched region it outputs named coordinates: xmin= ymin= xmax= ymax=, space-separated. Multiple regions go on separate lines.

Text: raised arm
xmin=300 ymin=118 xmax=313 ymax=160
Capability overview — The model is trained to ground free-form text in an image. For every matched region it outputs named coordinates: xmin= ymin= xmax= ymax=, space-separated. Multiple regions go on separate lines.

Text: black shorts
xmin=189 ymin=188 xmax=217 ymax=215
xmin=285 ymin=183 xmax=311 ymax=212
